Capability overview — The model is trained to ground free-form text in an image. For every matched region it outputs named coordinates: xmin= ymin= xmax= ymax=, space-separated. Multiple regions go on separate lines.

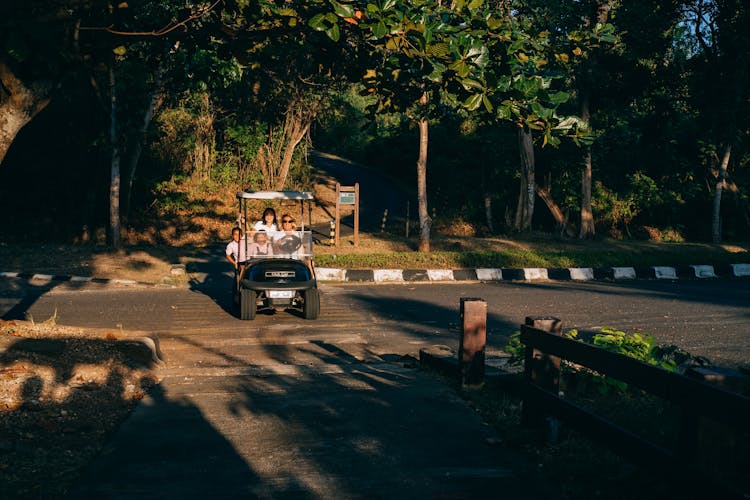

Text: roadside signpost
xmin=335 ymin=183 xmax=359 ymax=247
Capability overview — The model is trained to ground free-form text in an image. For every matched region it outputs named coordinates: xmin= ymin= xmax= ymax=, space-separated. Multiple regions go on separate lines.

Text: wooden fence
xmin=521 ymin=317 xmax=750 ymax=498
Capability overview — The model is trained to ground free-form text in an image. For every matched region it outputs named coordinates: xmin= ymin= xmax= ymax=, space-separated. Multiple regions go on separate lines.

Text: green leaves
xmin=330 ymin=1 xmax=355 ymax=18
xmin=309 ymin=0 xmax=601 ymax=150
xmin=463 ymin=93 xmax=482 ymax=111
xmin=309 ymin=12 xmax=341 ymax=41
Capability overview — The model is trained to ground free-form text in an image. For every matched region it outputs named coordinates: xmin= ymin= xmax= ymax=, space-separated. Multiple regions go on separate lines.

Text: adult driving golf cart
xmin=233 ymin=190 xmax=320 ymax=320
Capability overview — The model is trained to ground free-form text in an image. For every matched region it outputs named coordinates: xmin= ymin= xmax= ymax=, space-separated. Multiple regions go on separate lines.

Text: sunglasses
xmin=282 ymin=219 xmax=294 ymax=223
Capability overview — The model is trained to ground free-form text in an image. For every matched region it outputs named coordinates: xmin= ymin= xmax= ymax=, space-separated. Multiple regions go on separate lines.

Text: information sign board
xmin=339 ymin=192 xmax=356 ymax=205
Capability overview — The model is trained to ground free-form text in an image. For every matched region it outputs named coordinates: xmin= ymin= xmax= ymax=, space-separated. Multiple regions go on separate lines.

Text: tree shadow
xmin=2 ymin=288 xmax=564 ymax=499
xmin=1 ymin=279 xmax=60 ymax=322
xmin=149 ymin=333 xmax=557 ymax=498
xmin=0 ymin=334 xmax=264 ymax=499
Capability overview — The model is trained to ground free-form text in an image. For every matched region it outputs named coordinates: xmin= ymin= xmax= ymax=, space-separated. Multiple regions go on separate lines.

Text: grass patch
xmin=314 ymin=246 xmax=750 ymax=269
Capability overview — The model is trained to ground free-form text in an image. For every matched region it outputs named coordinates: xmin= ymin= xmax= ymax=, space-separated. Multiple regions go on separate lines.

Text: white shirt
xmin=253 ymin=221 xmax=278 ymax=233
xmin=225 ymin=237 xmax=251 ymax=263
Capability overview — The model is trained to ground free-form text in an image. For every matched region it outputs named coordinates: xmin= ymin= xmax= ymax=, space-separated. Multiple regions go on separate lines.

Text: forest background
xmin=0 ymin=0 xmax=748 ymax=252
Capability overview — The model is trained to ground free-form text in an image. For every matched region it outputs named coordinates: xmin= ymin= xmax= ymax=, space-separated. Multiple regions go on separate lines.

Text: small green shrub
xmin=504 ymin=326 xmax=710 ymax=394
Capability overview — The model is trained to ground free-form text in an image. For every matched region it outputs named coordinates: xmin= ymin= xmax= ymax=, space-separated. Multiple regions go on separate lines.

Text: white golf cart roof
xmin=236 ymin=190 xmax=314 ymax=200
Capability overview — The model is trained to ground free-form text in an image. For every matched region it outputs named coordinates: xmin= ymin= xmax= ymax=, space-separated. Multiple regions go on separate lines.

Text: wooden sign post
xmin=335 ymin=182 xmax=359 ymax=247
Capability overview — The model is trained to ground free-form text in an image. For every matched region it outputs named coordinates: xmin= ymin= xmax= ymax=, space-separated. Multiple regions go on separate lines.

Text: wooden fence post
xmin=458 ymin=298 xmax=486 ymax=387
xmin=521 ymin=316 xmax=562 ymax=429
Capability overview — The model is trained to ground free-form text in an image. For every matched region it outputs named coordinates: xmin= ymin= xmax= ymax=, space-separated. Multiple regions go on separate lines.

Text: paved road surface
xmin=2 ymin=276 xmax=748 ymax=367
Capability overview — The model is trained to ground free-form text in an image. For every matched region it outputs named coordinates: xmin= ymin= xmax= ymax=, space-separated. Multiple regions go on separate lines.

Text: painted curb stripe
xmin=547 ymin=268 xmax=571 ymax=280
xmin=316 ymin=268 xmax=347 ymax=281
xmin=70 ymin=276 xmax=94 ymax=282
xmin=452 ymin=269 xmax=478 ymax=281
xmin=691 ymin=265 xmax=716 ymax=279
xmin=523 ymin=268 xmax=548 ymax=281
xmin=569 ymin=268 xmax=595 ymax=280
xmin=501 ymin=269 xmax=525 ymax=281
xmin=476 ymin=268 xmax=503 ymax=281
xmin=343 ymin=270 xmax=373 ymax=282
xmin=427 ymin=269 xmax=455 ymax=281
xmin=613 ymin=267 xmax=636 ymax=280
xmin=653 ymin=266 xmax=678 ymax=280
xmin=402 ymin=270 xmax=429 ymax=281
xmin=593 ymin=268 xmax=614 ymax=280
xmin=373 ymin=269 xmax=403 ymax=282
xmin=1 ymin=262 xmax=748 ymax=285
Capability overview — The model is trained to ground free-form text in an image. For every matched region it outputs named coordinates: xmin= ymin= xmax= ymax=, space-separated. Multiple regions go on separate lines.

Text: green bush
xmin=504 ymin=326 xmax=710 ymax=394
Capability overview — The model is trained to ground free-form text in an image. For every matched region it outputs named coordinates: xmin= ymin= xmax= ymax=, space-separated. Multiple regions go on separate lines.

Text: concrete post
xmin=458 ymin=298 xmax=487 ymax=387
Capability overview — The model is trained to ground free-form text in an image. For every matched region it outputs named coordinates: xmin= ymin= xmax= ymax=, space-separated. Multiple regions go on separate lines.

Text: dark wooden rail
xmin=520 ymin=321 xmax=750 ymax=497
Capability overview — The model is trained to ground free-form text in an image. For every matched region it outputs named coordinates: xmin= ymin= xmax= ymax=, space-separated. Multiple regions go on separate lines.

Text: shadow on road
xmin=1 ymin=279 xmax=60 ymax=322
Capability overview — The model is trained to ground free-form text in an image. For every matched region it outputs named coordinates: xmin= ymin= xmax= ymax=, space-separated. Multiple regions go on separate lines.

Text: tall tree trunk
xmin=109 ymin=63 xmax=121 ymax=249
xmin=484 ymin=193 xmax=495 ymax=233
xmin=577 ymin=1 xmax=610 ymax=239
xmin=711 ymin=143 xmax=732 ymax=243
xmin=514 ymin=128 xmax=535 ymax=231
xmin=481 ymin=164 xmax=495 ymax=233
xmin=417 ymin=91 xmax=431 ymax=252
xmin=123 ymin=64 xmax=164 ymax=219
xmin=0 ymin=61 xmax=51 ymax=165
xmin=274 ymin=115 xmax=310 ymax=191
xmin=579 ymin=92 xmax=595 ymax=238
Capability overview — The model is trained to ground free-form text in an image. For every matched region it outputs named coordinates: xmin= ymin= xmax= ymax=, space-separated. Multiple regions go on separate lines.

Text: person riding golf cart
xmin=233 ymin=190 xmax=320 ymax=320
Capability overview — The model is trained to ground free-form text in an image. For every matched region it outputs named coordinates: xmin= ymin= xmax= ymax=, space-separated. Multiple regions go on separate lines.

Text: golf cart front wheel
xmin=240 ymin=289 xmax=256 ymax=320
xmin=303 ymin=288 xmax=320 ymax=320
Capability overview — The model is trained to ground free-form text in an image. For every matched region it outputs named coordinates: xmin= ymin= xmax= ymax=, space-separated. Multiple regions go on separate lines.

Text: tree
xmin=0 ymin=0 xmax=78 ymax=166
xmin=318 ymin=1 xmax=596 ymax=244
xmin=311 ymin=1 xmax=490 ymax=251
xmin=568 ymin=1 xmax=616 ymax=238
xmin=507 ymin=0 xmax=617 ymax=236
xmin=477 ymin=14 xmax=597 ymax=233
xmin=681 ymin=0 xmax=750 ymax=242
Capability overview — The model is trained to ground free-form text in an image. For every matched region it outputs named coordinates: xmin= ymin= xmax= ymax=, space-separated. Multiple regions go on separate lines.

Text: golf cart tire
xmin=303 ymin=288 xmax=320 ymax=320
xmin=240 ymin=289 xmax=256 ymax=320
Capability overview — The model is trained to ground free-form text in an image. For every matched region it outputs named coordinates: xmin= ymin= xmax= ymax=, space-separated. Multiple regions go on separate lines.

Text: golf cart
xmin=233 ymin=190 xmax=320 ymax=320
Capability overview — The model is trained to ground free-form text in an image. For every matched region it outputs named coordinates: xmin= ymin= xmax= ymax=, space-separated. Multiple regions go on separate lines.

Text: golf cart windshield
xmin=234 ymin=230 xmax=312 ymax=261
xmin=235 ymin=190 xmax=314 ymax=262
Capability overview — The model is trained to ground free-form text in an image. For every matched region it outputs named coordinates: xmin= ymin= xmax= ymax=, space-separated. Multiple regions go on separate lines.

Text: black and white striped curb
xmin=0 ymin=271 xmax=153 ymax=286
xmin=315 ymin=263 xmax=750 ymax=282
xmin=2 ymin=263 xmax=748 ymax=284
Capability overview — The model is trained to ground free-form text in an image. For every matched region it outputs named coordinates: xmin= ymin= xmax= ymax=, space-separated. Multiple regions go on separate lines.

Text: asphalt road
xmin=1 ymin=276 xmax=748 ymax=367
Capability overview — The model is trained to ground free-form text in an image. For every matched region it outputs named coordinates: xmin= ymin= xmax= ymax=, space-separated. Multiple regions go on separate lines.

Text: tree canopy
xmin=0 ymin=0 xmax=748 ymax=245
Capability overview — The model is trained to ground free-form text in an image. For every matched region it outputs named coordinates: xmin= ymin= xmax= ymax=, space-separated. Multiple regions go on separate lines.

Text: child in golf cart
xmin=248 ymin=230 xmax=274 ymax=257
xmin=225 ymin=227 xmax=246 ymax=269
xmin=225 ymin=226 xmax=251 ymax=284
